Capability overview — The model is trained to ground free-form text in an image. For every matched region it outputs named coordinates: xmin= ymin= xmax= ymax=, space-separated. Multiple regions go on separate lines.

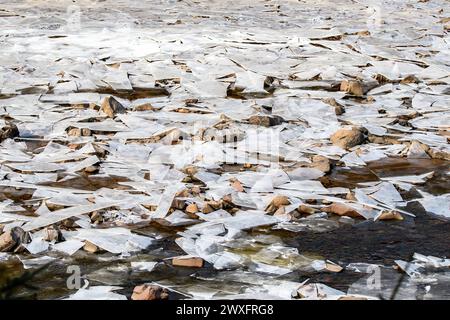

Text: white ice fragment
xmin=19 ymin=256 xmax=57 ymax=269
xmin=287 ymin=167 xmax=324 ymax=181
xmin=66 ymin=286 xmax=127 ymax=300
xmin=152 ymin=183 xmax=185 ymax=219
xmin=24 ymin=236 xmax=49 ymax=254
xmin=51 ymin=239 xmax=85 ymax=256
xmin=381 ymin=172 xmax=434 ymax=185
xmin=23 ymin=202 xmax=121 ymax=231
xmin=130 ymin=261 xmax=158 ymax=272
xmin=75 ymin=227 xmax=154 ymax=254
xmin=418 ymin=194 xmax=450 ymax=218
xmin=277 ymin=180 xmax=328 ymax=193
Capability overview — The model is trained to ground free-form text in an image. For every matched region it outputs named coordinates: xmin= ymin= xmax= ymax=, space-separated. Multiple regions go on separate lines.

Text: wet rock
xmin=131 ymin=284 xmax=169 ymax=300
xmin=248 ymin=115 xmax=285 ymax=127
xmin=0 ymin=227 xmax=28 ymax=252
xmin=322 ymin=203 xmax=362 ymax=218
xmin=330 ymin=126 xmax=367 ymax=149
xmin=0 ymin=122 xmax=19 ymax=142
xmin=172 ymin=255 xmax=204 ymax=268
xmin=101 ymin=96 xmax=126 ymax=118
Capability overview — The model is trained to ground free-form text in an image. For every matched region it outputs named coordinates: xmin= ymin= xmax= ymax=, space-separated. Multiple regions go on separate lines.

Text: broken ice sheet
xmin=418 ymin=194 xmax=450 ymax=218
xmin=22 ymin=202 xmax=122 ymax=231
xmin=24 ymin=236 xmax=49 ymax=255
xmin=51 ymin=239 xmax=85 ymax=256
xmin=152 ymin=182 xmax=185 ymax=219
xmin=74 ymin=227 xmax=154 ymax=254
xmin=188 ymin=210 xmax=281 ymax=232
xmin=381 ymin=172 xmax=434 ymax=185
xmin=130 ymin=261 xmax=158 ymax=272
xmin=19 ymin=256 xmax=58 ymax=270
xmin=0 ymin=0 xmax=449 ymax=301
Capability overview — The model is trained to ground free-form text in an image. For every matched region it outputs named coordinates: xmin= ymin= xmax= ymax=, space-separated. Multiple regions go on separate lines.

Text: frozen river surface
xmin=0 ymin=0 xmax=449 ymax=300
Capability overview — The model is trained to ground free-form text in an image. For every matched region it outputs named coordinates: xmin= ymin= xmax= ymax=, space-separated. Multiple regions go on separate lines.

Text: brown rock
xmin=340 ymin=79 xmax=364 ymax=96
xmin=340 ymin=79 xmax=378 ymax=96
xmin=67 ymin=128 xmax=81 ymax=137
xmin=322 ymin=203 xmax=362 ymax=218
xmin=357 ymin=30 xmax=370 ymax=36
xmin=274 ymin=206 xmax=286 ymax=216
xmin=84 ymin=165 xmax=98 ymax=174
xmin=42 ymin=226 xmax=62 ymax=242
xmin=334 ymin=104 xmax=346 ymax=116
xmin=202 ymin=200 xmax=222 ymax=213
xmin=248 ymin=115 xmax=284 ymax=127
xmin=230 ymin=179 xmax=244 ymax=192
xmin=101 ymin=96 xmax=126 ymax=118
xmin=172 ymin=256 xmax=204 ymax=268
xmin=191 ymin=186 xmax=201 ymax=195
xmin=0 ymin=122 xmax=19 ymax=142
xmin=133 ymin=103 xmax=155 ymax=111
xmin=311 ymin=155 xmax=331 ymax=173
xmin=325 ymin=261 xmax=343 ymax=273
xmin=185 ymin=203 xmax=199 ymax=214
xmin=271 ymin=195 xmax=290 ymax=207
xmin=90 ymin=211 xmax=103 ymax=223
xmin=131 ymin=284 xmax=169 ymax=300
xmin=83 ymin=241 xmax=100 ymax=253
xmin=401 ymin=75 xmax=419 ymax=84
xmin=202 ymin=204 xmax=215 ymax=214
xmin=330 ymin=127 xmax=366 ymax=149
xmin=81 ymin=128 xmax=92 ymax=136
xmin=266 ymin=195 xmax=290 ymax=214
xmin=0 ymin=227 xmax=28 ymax=252
xmin=297 ymin=204 xmax=316 ymax=215
xmin=378 ymin=211 xmax=403 ymax=221
xmin=323 ymin=98 xmax=345 ymax=115
xmin=183 ymin=166 xmax=198 ymax=176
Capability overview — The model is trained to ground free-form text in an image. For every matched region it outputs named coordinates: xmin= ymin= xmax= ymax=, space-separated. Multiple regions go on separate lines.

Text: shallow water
xmin=1 ymin=157 xmax=449 ymax=300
